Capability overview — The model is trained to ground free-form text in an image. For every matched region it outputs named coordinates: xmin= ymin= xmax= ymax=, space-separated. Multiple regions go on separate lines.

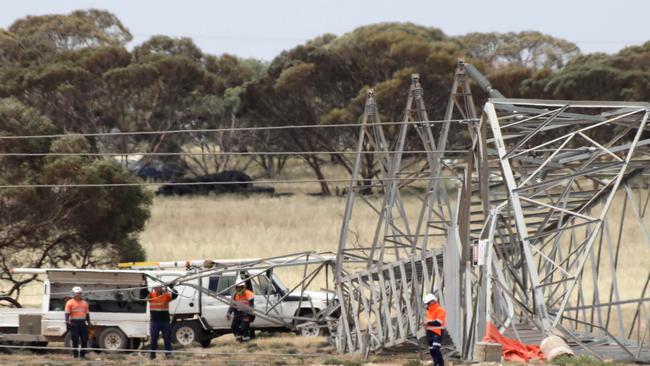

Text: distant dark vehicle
xmin=156 ymin=170 xmax=275 ymax=196
xmin=132 ymin=159 xmax=188 ymax=182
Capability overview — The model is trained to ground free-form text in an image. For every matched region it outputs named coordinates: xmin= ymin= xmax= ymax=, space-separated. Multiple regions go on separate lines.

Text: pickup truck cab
xmin=161 ymin=268 xmax=333 ymax=346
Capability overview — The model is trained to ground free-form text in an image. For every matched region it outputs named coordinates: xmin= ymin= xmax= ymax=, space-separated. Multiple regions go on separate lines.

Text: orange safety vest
xmin=149 ymin=291 xmax=172 ymax=312
xmin=65 ymin=298 xmax=89 ymax=320
xmin=425 ymin=302 xmax=446 ymax=336
xmin=233 ymin=289 xmax=254 ymax=307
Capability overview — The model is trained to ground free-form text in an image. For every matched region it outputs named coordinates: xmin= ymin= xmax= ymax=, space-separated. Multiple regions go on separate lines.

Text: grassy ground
xmin=0 ymin=333 xmax=425 ymax=365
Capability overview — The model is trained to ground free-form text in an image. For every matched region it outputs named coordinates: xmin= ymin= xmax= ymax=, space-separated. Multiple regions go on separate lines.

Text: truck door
xmin=250 ymin=273 xmax=284 ymax=328
xmin=200 ymin=274 xmax=232 ymax=329
xmin=154 ymin=274 xmax=199 ymax=316
xmin=200 ymin=273 xmax=285 ymax=329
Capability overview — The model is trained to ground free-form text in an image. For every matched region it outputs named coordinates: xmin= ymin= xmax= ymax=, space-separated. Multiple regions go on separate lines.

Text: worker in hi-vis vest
xmin=145 ymin=284 xmax=178 ymax=359
xmin=65 ymin=286 xmax=91 ymax=358
xmin=226 ymin=276 xmax=255 ymax=342
xmin=422 ymin=293 xmax=446 ymax=366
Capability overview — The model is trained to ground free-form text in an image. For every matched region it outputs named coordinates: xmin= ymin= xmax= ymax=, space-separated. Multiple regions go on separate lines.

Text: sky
xmin=1 ymin=0 xmax=648 ymax=61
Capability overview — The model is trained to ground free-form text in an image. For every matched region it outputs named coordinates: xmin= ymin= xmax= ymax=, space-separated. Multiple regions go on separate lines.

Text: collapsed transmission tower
xmin=333 ymin=61 xmax=650 ymax=362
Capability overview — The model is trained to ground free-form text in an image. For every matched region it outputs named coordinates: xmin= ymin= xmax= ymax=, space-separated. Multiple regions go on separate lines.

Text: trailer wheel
xmin=98 ymin=327 xmax=128 ymax=352
xmin=172 ymin=321 xmax=203 ymax=346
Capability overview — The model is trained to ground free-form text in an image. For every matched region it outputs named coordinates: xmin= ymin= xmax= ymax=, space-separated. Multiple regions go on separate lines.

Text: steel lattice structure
xmin=332 ymin=61 xmax=650 ymax=362
xmin=333 ymin=74 xmax=457 ymax=355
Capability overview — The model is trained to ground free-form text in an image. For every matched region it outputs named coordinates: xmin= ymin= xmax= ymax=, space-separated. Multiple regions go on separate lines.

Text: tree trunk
xmin=304 ymin=155 xmax=331 ymax=196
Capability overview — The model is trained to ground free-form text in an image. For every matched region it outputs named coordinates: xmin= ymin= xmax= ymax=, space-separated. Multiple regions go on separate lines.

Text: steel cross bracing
xmin=475 ymin=99 xmax=650 ymax=361
xmin=333 ymin=74 xmax=465 ymax=355
xmin=332 ymin=62 xmax=650 ymax=362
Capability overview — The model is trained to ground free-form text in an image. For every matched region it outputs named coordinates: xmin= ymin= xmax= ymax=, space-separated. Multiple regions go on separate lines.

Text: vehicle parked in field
xmin=0 ymin=266 xmax=334 ymax=351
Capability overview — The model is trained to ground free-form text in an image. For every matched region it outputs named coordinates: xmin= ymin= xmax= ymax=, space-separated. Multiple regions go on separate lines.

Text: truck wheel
xmin=172 ymin=321 xmax=203 ymax=346
xmin=297 ymin=321 xmax=324 ymax=337
xmin=295 ymin=309 xmax=325 ymax=337
xmin=98 ymin=327 xmax=128 ymax=352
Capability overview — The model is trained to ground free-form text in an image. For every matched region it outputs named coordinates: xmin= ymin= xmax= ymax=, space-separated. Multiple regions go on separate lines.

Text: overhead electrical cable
xmin=0 ymin=119 xmax=473 ymax=140
xmin=0 ymin=176 xmax=462 ymax=189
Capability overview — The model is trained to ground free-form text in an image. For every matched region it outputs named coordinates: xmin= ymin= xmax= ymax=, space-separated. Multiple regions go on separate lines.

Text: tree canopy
xmin=0 ymin=98 xmax=151 ymax=297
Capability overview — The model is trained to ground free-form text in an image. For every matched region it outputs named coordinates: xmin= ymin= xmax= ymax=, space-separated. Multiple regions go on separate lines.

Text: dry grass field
xmin=141 ymin=195 xmax=350 ymax=261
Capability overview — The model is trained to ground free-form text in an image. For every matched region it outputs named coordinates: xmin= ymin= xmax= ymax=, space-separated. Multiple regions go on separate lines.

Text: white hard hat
xmin=234 ymin=276 xmax=245 ymax=286
xmin=71 ymin=286 xmax=83 ymax=294
xmin=423 ymin=293 xmax=437 ymax=304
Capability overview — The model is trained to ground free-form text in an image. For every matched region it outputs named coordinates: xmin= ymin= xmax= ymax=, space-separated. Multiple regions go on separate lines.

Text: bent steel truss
xmin=333 ymin=62 xmax=650 ymax=362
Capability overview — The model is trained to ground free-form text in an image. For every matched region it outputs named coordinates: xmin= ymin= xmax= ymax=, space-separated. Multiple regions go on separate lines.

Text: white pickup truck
xmin=0 ymin=267 xmax=334 ymax=351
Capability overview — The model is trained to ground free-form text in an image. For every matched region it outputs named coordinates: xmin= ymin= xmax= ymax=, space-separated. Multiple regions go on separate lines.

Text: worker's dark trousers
xmin=231 ymin=313 xmax=251 ymax=341
xmin=70 ymin=319 xmax=88 ymax=358
xmin=150 ymin=320 xmax=172 ymax=358
xmin=426 ymin=330 xmax=444 ymax=366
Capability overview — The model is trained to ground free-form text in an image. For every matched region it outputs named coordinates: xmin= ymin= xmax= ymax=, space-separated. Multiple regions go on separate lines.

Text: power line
xmin=0 ymin=176 xmax=461 ymax=189
xmin=0 ymin=148 xmax=598 ymax=157
xmin=0 ymin=149 xmax=467 ymax=157
xmin=0 ymin=119 xmax=470 ymax=140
